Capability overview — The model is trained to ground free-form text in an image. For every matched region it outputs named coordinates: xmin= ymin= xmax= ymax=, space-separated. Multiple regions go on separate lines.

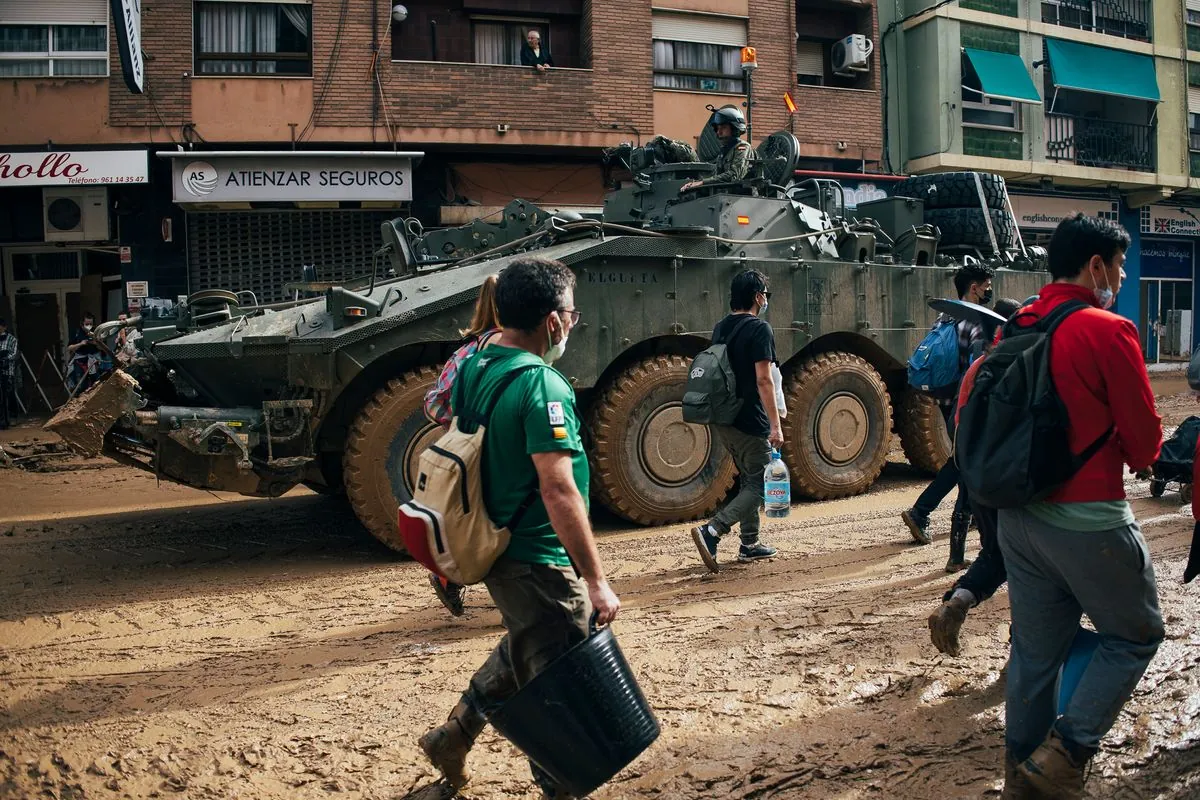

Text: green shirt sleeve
xmin=520 ymin=368 xmax=584 ymax=455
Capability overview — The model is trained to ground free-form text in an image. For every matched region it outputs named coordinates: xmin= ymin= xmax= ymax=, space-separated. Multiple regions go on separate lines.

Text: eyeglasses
xmin=558 ymin=308 xmax=582 ymax=324
xmin=760 ymin=291 xmax=772 ymax=299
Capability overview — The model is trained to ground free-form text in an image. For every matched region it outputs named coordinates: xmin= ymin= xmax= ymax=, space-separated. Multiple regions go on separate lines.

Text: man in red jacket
xmin=998 ymin=213 xmax=1163 ymax=800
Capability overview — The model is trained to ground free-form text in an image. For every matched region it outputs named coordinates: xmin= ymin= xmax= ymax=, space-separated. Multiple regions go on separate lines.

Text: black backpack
xmin=682 ymin=315 xmax=756 ymax=425
xmin=956 ymin=299 xmax=1111 ymax=508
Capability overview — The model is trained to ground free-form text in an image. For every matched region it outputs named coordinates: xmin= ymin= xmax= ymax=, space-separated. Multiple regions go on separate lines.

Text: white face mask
xmin=1090 ymin=265 xmax=1115 ymax=310
xmin=83 ymin=324 xmax=93 ymax=332
xmin=544 ymin=318 xmax=568 ymax=364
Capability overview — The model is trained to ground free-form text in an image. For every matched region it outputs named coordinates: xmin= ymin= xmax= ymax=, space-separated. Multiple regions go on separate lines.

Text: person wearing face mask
xmin=689 ymin=269 xmax=781 ymax=571
xmin=66 ymin=311 xmax=101 ymax=393
xmin=902 ymin=262 xmax=994 ymax=571
xmin=993 ymin=213 xmax=1163 ymax=800
xmin=418 ymin=257 xmax=619 ymax=800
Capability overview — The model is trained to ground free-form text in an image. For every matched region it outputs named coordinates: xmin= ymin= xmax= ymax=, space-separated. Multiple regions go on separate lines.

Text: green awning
xmin=1045 ymin=38 xmax=1160 ymax=102
xmin=963 ymin=48 xmax=1042 ymax=104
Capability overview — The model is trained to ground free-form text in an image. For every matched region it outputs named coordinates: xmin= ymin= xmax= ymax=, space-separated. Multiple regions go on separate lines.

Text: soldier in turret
xmin=680 ymin=106 xmax=756 ymax=193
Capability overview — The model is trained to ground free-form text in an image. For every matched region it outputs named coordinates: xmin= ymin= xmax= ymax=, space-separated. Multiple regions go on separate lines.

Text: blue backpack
xmin=907 ymin=320 xmax=960 ymax=393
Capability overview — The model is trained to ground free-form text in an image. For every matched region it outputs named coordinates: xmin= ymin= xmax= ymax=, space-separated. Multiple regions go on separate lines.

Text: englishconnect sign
xmin=168 ymin=153 xmax=417 ymax=203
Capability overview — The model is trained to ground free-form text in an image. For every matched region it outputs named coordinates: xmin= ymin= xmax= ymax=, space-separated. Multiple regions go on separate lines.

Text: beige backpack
xmin=398 ymin=361 xmax=543 ymax=584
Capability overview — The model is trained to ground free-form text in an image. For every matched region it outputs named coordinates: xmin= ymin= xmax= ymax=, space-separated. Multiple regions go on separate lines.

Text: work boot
xmin=418 ymin=697 xmax=486 ymax=790
xmin=1018 ymin=730 xmax=1089 ymax=800
xmin=1002 ymin=755 xmax=1048 ymax=799
xmin=429 ymin=573 xmax=467 ymax=617
xmin=945 ymin=511 xmax=972 ymax=572
xmin=902 ymin=509 xmax=931 ymax=544
xmin=690 ymin=525 xmax=720 ymax=573
xmin=928 ymin=594 xmax=971 ymax=657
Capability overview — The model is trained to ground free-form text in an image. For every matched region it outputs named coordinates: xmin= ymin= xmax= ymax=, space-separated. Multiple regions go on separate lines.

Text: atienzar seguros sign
xmin=111 ymin=0 xmax=144 ymax=94
xmin=0 ymin=151 xmax=149 ymax=187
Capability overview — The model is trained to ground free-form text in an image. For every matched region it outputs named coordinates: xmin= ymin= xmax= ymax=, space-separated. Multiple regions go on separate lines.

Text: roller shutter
xmin=186 ymin=210 xmax=394 ymax=304
xmin=0 ymin=0 xmax=107 ymax=24
xmin=651 ymin=10 xmax=747 ymax=46
xmin=796 ymin=40 xmax=824 ymax=77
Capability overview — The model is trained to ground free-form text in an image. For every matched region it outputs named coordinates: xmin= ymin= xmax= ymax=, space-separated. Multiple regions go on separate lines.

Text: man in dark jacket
xmin=680 ymin=106 xmax=755 ymax=192
xmin=520 ymin=30 xmax=552 ymax=72
xmin=997 ymin=213 xmax=1163 ymax=799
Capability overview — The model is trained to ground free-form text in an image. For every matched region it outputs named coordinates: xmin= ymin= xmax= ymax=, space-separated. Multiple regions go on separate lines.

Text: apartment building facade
xmin=882 ymin=0 xmax=1200 ymax=363
xmin=0 ymin=0 xmax=884 ymax=388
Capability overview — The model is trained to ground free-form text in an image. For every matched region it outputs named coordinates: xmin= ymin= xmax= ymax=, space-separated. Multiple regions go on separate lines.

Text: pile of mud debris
xmin=0 ymin=439 xmax=111 ymax=473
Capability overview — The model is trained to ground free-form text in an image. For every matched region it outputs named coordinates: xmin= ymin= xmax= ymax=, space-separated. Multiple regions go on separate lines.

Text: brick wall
xmin=108 ymin=0 xmax=192 ymax=129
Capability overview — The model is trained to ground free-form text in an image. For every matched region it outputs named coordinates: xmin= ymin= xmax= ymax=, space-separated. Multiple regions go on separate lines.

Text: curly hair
xmin=495 ymin=257 xmax=576 ymax=333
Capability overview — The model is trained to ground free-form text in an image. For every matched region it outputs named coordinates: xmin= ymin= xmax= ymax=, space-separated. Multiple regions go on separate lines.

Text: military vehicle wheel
xmin=590 ymin=355 xmax=737 ymax=525
xmin=781 ymin=352 xmax=892 ymax=499
xmin=344 ymin=366 xmax=442 ymax=552
xmin=893 ymin=172 xmax=1007 ymax=210
xmin=896 ymin=389 xmax=952 ymax=475
xmin=926 ymin=207 xmax=1015 ymax=250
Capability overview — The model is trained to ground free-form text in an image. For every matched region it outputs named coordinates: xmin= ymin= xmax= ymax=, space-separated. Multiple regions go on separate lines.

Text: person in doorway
xmin=679 ymin=106 xmax=756 ymax=193
xmin=689 ymin=269 xmax=781 ymax=572
xmin=418 ymin=257 xmax=619 ymax=800
xmin=66 ymin=312 xmax=101 ymax=393
xmin=997 ymin=213 xmax=1163 ymax=799
xmin=520 ymin=30 xmax=553 ymax=72
xmin=901 ymin=262 xmax=994 ymax=573
xmin=926 ymin=297 xmax=1023 ymax=657
xmin=423 ymin=274 xmax=504 ymax=617
xmin=0 ymin=317 xmax=18 ymax=430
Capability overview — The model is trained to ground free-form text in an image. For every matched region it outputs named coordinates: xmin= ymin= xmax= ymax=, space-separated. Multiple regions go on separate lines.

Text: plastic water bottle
xmin=764 ymin=449 xmax=790 ymax=518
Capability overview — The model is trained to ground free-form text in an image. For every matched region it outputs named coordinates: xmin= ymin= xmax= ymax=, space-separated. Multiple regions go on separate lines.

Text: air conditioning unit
xmin=43 ymin=187 xmax=109 ymax=242
xmin=831 ymin=34 xmax=873 ymax=75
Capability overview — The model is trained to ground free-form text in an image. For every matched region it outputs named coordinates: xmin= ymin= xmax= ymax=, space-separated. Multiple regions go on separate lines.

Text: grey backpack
xmin=682 ymin=316 xmax=755 ymax=425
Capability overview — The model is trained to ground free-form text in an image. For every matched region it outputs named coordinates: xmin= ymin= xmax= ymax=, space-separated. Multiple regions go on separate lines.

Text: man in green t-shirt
xmin=418 ymin=257 xmax=620 ymax=800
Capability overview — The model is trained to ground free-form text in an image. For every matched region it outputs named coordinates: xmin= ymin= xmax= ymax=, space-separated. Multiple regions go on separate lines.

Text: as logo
xmin=182 ymin=161 xmax=218 ymax=197
xmin=690 ymin=367 xmax=705 ymax=379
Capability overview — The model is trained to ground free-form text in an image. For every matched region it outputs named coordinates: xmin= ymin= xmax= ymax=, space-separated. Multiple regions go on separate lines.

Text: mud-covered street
xmin=1 ymin=386 xmax=1198 ymax=800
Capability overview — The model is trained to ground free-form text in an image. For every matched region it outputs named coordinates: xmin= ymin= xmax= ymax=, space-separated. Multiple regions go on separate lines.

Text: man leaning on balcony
xmin=521 ymin=30 xmax=553 ymax=73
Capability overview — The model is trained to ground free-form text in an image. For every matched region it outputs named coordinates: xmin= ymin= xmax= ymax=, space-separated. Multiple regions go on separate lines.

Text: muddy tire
xmin=589 ymin=355 xmax=737 ymax=525
xmin=896 ymin=389 xmax=952 ymax=475
xmin=781 ymin=352 xmax=892 ymax=499
xmin=343 ymin=366 xmax=443 ymax=553
xmin=893 ymin=171 xmax=1007 ymax=210
xmin=926 ymin=207 xmax=1015 ymax=250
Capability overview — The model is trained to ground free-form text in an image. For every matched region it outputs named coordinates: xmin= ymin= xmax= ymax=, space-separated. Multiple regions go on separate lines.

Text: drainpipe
xmin=1183 ymin=0 xmax=1190 ymax=179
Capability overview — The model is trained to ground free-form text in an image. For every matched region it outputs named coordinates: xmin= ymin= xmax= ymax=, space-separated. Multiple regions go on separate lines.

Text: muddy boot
xmin=418 ymin=697 xmax=486 ymax=790
xmin=902 ymin=509 xmax=931 ymax=545
xmin=1002 ymin=755 xmax=1048 ymax=799
xmin=945 ymin=511 xmax=971 ymax=573
xmin=928 ymin=593 xmax=972 ymax=657
xmin=1018 ymin=730 xmax=1090 ymax=800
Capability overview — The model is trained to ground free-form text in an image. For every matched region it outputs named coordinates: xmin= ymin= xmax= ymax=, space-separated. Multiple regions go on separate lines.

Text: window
xmin=1190 ymin=113 xmax=1200 ymax=152
xmin=796 ymin=40 xmax=824 ymax=86
xmin=473 ymin=18 xmax=548 ymax=66
xmin=194 ymin=2 xmax=312 ymax=76
xmin=652 ymin=11 xmax=746 ymax=94
xmin=1189 ymin=10 xmax=1200 ymax=51
xmin=962 ymin=61 xmax=1022 ymax=131
xmin=0 ymin=24 xmax=106 ymax=77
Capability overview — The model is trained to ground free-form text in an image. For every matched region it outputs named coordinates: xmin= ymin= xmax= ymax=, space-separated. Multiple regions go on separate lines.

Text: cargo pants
xmin=709 ymin=425 xmax=772 ymax=545
xmin=458 ymin=555 xmax=592 ymax=790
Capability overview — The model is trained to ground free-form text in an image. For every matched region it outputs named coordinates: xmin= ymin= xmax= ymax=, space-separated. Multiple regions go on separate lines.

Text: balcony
xmin=1045 ymin=112 xmax=1154 ymax=171
xmin=1040 ymin=0 xmax=1151 ymax=42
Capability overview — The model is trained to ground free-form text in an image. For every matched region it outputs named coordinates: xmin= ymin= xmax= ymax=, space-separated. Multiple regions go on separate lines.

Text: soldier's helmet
xmin=709 ymin=106 xmax=747 ymax=135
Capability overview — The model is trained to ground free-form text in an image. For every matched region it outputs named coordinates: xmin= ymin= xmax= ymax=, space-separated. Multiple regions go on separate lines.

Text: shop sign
xmin=840 ymin=181 xmax=889 ymax=210
xmin=126 ymin=281 xmax=149 ymax=299
xmin=1141 ymin=205 xmax=1200 ymax=238
xmin=1140 ymin=240 xmax=1193 ymax=280
xmin=1009 ymin=195 xmax=1119 ymax=230
xmin=0 ymin=151 xmax=149 ymax=187
xmin=110 ymin=0 xmax=144 ymax=94
xmin=170 ymin=156 xmax=414 ymax=203
xmin=119 ymin=247 xmax=132 ymax=264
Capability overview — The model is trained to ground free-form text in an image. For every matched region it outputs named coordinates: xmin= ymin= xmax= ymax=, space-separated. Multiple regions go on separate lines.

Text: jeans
xmin=944 ymin=499 xmax=1007 ymax=604
xmin=709 ymin=425 xmax=772 ymax=545
xmin=998 ymin=508 xmax=1163 ymax=762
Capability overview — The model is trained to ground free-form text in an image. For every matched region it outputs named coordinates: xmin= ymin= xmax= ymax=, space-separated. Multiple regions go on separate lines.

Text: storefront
xmin=163 ymin=151 xmax=420 ymax=305
xmin=0 ymin=149 xmax=149 ymax=395
xmin=1136 ymin=205 xmax=1200 ymax=363
xmin=1007 ymin=192 xmax=1121 ymax=249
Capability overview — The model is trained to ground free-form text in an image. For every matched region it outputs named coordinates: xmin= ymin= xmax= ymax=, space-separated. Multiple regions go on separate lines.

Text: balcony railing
xmin=1041 ymin=0 xmax=1151 ymax=42
xmin=1045 ymin=113 xmax=1155 ymax=171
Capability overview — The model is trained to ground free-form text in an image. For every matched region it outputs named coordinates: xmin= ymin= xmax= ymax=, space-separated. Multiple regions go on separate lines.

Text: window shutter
xmin=651 ymin=11 xmax=747 ymax=47
xmin=1190 ymin=85 xmax=1200 ymax=112
xmin=1188 ymin=0 xmax=1200 ymax=11
xmin=796 ymin=40 xmax=824 ymax=76
xmin=0 ymin=0 xmax=107 ymax=24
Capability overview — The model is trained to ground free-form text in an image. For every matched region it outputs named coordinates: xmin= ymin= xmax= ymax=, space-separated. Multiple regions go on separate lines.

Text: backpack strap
xmin=715 ymin=314 xmax=757 ymax=346
xmin=456 ymin=358 xmax=546 ymax=429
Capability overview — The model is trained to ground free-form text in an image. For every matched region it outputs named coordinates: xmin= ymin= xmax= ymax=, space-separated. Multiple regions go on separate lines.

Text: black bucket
xmin=488 ymin=619 xmax=660 ymax=797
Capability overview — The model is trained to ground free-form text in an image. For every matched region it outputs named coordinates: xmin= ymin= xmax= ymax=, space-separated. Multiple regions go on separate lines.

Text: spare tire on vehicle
xmin=927 ymin=207 xmax=1015 ymax=250
xmin=893 ymin=172 xmax=1008 ymax=210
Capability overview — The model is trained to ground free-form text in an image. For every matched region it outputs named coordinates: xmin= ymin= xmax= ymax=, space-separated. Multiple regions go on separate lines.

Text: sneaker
xmin=429 ymin=573 xmax=467 ymax=617
xmin=737 ymin=542 xmax=777 ymax=562
xmin=928 ymin=595 xmax=971 ymax=657
xmin=1019 ymin=730 xmax=1088 ymax=800
xmin=902 ymin=509 xmax=932 ymax=545
xmin=944 ymin=557 xmax=973 ymax=574
xmin=690 ymin=525 xmax=720 ymax=573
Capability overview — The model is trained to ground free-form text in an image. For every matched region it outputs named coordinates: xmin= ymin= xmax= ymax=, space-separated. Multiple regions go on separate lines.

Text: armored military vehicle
xmin=50 ymin=129 xmax=1046 ymax=553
